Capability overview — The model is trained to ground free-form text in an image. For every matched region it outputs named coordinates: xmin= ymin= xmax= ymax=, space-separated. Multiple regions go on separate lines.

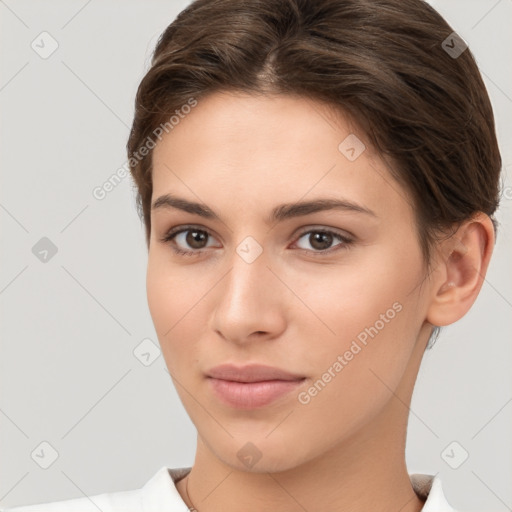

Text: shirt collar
xmin=142 ymin=466 xmax=455 ymax=512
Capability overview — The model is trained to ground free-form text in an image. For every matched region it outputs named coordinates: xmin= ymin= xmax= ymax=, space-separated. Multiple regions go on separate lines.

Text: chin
xmin=205 ymin=433 xmax=312 ymax=475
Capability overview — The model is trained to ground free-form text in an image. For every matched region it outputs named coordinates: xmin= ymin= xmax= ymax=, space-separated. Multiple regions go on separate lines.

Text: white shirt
xmin=1 ymin=466 xmax=456 ymax=511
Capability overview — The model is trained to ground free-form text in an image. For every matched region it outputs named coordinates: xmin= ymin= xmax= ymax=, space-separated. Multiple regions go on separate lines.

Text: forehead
xmin=150 ymin=91 xmax=413 ymax=222
xmin=153 ymin=91 xmax=359 ymax=163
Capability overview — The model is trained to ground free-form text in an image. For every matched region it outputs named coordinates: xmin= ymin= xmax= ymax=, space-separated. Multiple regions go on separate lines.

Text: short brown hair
xmin=127 ymin=0 xmax=502 ymax=263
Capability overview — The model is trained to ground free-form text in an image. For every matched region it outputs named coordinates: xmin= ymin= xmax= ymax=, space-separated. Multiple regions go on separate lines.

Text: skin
xmin=146 ymin=91 xmax=494 ymax=512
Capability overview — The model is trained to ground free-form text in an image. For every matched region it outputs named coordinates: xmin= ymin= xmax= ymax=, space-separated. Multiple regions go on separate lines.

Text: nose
xmin=211 ymin=242 xmax=287 ymax=345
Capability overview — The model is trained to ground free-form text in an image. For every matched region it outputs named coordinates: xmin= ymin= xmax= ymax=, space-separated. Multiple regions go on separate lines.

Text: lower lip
xmin=207 ymin=377 xmax=305 ymax=409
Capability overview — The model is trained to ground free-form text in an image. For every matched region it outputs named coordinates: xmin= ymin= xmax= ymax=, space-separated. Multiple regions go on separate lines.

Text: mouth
xmin=206 ymin=363 xmax=306 ymax=409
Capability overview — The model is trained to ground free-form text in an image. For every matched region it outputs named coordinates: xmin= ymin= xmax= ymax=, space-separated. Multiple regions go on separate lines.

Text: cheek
xmin=146 ymin=253 xmax=172 ymax=333
xmin=291 ymin=254 xmax=414 ymax=340
xmin=290 ymin=282 xmax=420 ymax=448
xmin=146 ymin=251 xmax=218 ymax=375
xmin=146 ymin=250 xmax=199 ymax=329
xmin=146 ymin=254 xmax=196 ymax=359
xmin=291 ymin=243 xmax=424 ymax=382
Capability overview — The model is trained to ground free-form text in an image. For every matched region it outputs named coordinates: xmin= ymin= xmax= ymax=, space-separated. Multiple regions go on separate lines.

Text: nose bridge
xmin=223 ymin=236 xmax=272 ymax=310
xmin=212 ymin=235 xmax=282 ymax=339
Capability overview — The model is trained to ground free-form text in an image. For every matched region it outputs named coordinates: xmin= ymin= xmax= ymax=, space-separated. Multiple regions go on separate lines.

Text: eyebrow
xmin=151 ymin=193 xmax=377 ymax=224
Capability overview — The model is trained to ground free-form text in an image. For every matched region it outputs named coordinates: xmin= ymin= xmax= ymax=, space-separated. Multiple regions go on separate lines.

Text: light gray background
xmin=0 ymin=0 xmax=511 ymax=510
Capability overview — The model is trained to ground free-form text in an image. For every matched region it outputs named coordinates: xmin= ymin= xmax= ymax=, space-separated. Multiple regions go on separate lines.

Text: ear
xmin=426 ymin=213 xmax=495 ymax=327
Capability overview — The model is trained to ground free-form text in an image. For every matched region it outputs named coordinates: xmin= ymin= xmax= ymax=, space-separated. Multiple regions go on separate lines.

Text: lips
xmin=207 ymin=363 xmax=305 ymax=383
xmin=206 ymin=364 xmax=306 ymax=409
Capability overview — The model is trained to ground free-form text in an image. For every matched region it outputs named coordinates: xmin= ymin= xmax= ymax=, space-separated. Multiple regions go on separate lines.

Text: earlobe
xmin=426 ymin=213 xmax=495 ymax=327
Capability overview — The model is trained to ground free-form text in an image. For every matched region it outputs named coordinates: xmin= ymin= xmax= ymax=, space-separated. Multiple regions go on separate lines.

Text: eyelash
xmin=160 ymin=225 xmax=354 ymax=258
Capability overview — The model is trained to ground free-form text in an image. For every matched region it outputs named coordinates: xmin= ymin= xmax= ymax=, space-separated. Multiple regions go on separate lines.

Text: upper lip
xmin=206 ymin=364 xmax=305 ymax=383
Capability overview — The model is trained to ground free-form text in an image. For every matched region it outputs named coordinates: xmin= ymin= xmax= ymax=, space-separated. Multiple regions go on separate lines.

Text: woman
xmin=3 ymin=0 xmax=502 ymax=510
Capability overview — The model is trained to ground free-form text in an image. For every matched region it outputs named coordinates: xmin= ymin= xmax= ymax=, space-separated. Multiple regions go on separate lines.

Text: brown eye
xmin=183 ymin=229 xmax=209 ymax=249
xmin=294 ymin=228 xmax=352 ymax=254
xmin=309 ymin=232 xmax=334 ymax=251
xmin=161 ymin=226 xmax=217 ymax=256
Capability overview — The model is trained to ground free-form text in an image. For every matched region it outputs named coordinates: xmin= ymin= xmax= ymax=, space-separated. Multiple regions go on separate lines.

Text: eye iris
xmin=186 ymin=230 xmax=208 ymax=249
xmin=310 ymin=232 xmax=333 ymax=250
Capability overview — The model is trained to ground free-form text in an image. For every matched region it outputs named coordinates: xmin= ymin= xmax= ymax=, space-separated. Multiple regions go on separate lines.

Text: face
xmin=147 ymin=91 xmax=434 ymax=473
